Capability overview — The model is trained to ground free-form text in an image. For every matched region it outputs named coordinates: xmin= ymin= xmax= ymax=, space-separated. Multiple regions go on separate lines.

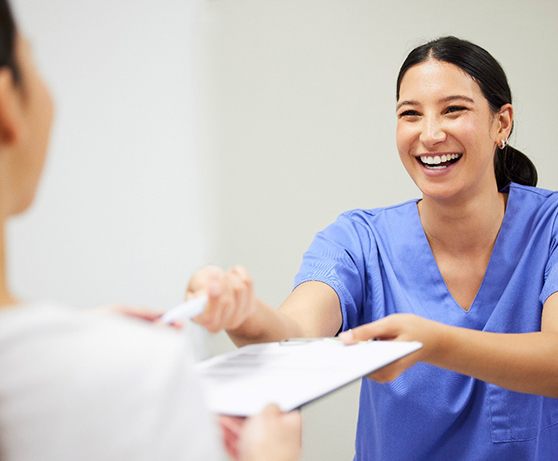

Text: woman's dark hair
xmin=396 ymin=36 xmax=537 ymax=190
xmin=0 ymin=0 xmax=20 ymax=84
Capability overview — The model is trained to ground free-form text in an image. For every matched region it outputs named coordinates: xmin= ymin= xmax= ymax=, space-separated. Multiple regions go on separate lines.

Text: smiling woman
xmin=396 ymin=36 xmax=537 ymax=195
xmin=396 ymin=58 xmax=507 ymax=202
xmin=187 ymin=36 xmax=558 ymax=460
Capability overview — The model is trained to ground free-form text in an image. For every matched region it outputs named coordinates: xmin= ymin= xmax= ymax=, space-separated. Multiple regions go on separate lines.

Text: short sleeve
xmin=294 ymin=212 xmax=372 ymax=331
xmin=540 ymin=217 xmax=558 ymax=305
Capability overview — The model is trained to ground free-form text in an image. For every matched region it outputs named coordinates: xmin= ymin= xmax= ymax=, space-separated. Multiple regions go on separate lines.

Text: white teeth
xmin=419 ymin=153 xmax=461 ymax=166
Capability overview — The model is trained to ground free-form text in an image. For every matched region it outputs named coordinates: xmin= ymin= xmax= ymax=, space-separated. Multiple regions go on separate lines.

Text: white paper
xmin=195 ymin=339 xmax=422 ymax=416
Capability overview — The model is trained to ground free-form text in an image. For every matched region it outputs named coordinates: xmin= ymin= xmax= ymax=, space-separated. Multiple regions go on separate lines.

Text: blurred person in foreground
xmin=0 ymin=1 xmax=301 ymax=460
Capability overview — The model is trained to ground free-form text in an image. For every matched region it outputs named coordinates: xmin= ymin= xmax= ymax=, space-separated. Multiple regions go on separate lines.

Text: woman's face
xmin=396 ymin=59 xmax=505 ymax=203
xmin=3 ymin=35 xmax=53 ymax=216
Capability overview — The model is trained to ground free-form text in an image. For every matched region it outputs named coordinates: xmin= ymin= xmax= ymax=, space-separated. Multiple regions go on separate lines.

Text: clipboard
xmin=195 ymin=338 xmax=422 ymax=416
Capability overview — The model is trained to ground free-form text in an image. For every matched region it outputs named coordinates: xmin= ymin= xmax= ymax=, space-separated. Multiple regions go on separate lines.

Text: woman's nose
xmin=419 ymin=117 xmax=446 ymax=147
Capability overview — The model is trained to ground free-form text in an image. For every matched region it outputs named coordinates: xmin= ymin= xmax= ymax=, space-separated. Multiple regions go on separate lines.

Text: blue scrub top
xmin=294 ymin=183 xmax=558 ymax=461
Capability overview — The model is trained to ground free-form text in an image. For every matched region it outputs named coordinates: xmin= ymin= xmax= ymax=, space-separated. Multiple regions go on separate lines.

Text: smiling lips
xmin=417 ymin=153 xmax=462 ymax=169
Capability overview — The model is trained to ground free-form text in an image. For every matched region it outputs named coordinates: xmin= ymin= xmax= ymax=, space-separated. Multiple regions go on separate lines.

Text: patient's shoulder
xmin=0 ymin=304 xmax=220 ymax=461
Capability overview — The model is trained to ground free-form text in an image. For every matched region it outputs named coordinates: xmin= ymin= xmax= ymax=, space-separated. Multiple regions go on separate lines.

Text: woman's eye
xmin=398 ymin=110 xmax=420 ymax=118
xmin=445 ymin=105 xmax=467 ymax=114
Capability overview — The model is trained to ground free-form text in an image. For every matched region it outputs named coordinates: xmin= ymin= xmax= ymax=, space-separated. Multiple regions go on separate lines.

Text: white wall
xmin=8 ymin=0 xmax=213 ymax=312
xmin=201 ymin=1 xmax=558 ymax=460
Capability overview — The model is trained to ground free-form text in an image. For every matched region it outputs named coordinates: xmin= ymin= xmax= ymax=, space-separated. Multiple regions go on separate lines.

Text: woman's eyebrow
xmin=396 ymin=95 xmax=475 ymax=111
xmin=396 ymin=100 xmax=418 ymax=111
xmin=439 ymin=95 xmax=475 ymax=104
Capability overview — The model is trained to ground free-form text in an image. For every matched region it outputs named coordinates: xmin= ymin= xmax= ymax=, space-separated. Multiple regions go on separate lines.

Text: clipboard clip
xmin=279 ymin=337 xmax=342 ymax=346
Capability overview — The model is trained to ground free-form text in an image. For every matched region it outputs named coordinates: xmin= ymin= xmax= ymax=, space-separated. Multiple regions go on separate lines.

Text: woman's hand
xmin=186 ymin=265 xmax=257 ymax=333
xmin=339 ymin=313 xmax=445 ymax=382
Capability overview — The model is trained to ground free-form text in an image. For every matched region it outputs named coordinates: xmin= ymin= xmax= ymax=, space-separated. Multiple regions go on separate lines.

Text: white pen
xmin=160 ymin=295 xmax=208 ymax=324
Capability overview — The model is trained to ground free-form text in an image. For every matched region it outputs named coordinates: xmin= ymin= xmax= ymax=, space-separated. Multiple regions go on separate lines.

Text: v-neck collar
xmin=410 ymin=185 xmax=516 ymax=322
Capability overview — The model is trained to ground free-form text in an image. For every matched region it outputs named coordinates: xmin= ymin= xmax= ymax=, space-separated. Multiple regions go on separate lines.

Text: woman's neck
xmin=419 ymin=186 xmax=507 ymax=256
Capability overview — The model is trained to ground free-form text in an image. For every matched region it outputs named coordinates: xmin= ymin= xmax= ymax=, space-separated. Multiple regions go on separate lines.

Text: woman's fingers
xmin=207 ymin=281 xmax=233 ymax=332
xmin=220 ymin=416 xmax=246 ymax=461
xmin=185 ymin=265 xmax=256 ymax=333
xmin=220 ymin=415 xmax=246 ymax=436
xmin=339 ymin=314 xmax=426 ymax=383
xmin=218 ymin=267 xmax=245 ymax=329
xmin=228 ymin=266 xmax=255 ymax=329
xmin=186 ymin=265 xmax=224 ymax=296
xmin=339 ymin=315 xmax=404 ymax=344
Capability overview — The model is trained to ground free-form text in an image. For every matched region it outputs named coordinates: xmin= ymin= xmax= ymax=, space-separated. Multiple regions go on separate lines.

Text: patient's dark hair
xmin=396 ymin=36 xmax=537 ymax=190
xmin=0 ymin=0 xmax=20 ymax=83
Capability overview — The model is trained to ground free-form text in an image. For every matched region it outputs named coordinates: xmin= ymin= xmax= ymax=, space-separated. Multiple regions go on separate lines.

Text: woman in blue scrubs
xmin=189 ymin=37 xmax=558 ymax=460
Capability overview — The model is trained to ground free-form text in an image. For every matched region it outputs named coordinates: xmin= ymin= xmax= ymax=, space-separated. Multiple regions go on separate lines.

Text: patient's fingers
xmin=238 ymin=405 xmax=302 ymax=461
xmin=219 ymin=415 xmax=246 ymax=460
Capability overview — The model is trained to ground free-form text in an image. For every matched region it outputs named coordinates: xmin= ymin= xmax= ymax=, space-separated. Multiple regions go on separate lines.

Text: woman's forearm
xmin=227 ymin=281 xmax=342 ymax=347
xmin=226 ymin=299 xmax=305 ymax=347
xmin=432 ymin=325 xmax=558 ymax=397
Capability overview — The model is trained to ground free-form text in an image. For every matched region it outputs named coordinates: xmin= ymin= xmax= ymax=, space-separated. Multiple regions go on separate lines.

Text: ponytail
xmin=494 ymin=144 xmax=538 ymax=191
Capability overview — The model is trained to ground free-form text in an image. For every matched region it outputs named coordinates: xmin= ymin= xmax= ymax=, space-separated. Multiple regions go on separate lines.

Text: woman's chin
xmin=415 ymin=180 xmax=467 ymax=203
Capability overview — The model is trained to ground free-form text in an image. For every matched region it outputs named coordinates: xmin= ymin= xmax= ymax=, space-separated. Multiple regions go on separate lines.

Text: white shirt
xmin=0 ymin=304 xmax=222 ymax=461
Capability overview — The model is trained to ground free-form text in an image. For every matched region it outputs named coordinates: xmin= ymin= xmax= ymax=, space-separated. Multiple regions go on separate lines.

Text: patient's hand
xmin=94 ymin=305 xmax=183 ymax=329
xmin=219 ymin=415 xmax=246 ymax=460
xmin=237 ymin=405 xmax=301 ymax=461
xmin=109 ymin=305 xmax=163 ymax=321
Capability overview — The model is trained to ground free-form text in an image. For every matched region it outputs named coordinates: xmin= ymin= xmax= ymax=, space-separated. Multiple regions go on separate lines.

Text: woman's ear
xmin=0 ymin=68 xmax=24 ymax=146
xmin=497 ymin=103 xmax=513 ymax=139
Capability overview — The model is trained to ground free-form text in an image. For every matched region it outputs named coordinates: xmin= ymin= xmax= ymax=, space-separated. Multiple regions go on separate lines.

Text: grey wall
xmin=201 ymin=1 xmax=558 ymax=459
xmin=9 ymin=0 xmax=213 ymax=313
